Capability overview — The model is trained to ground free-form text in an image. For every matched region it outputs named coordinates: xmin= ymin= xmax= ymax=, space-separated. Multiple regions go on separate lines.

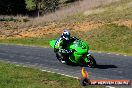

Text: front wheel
xmin=56 ymin=53 xmax=62 ymax=62
xmin=86 ymin=55 xmax=96 ymax=68
xmin=56 ymin=53 xmax=72 ymax=64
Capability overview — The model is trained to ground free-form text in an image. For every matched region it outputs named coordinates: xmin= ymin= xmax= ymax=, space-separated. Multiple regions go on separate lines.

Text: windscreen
xmin=73 ymin=40 xmax=83 ymax=47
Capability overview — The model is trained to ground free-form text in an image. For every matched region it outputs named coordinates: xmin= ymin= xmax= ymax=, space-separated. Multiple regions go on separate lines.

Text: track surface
xmin=0 ymin=44 xmax=132 ymax=81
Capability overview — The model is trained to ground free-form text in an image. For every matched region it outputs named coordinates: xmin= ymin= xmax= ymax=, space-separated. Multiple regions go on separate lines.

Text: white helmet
xmin=62 ymin=30 xmax=70 ymax=40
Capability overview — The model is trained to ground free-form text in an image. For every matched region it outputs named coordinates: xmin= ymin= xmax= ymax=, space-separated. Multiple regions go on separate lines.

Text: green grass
xmin=62 ymin=12 xmax=87 ymax=23
xmin=0 ymin=33 xmax=60 ymax=47
xmin=0 ymin=37 xmax=50 ymax=47
xmin=86 ymin=24 xmax=132 ymax=55
xmin=0 ymin=61 xmax=105 ymax=88
xmin=0 ymin=32 xmax=60 ymax=47
xmin=63 ymin=0 xmax=132 ymax=23
xmin=85 ymin=5 xmax=132 ymax=22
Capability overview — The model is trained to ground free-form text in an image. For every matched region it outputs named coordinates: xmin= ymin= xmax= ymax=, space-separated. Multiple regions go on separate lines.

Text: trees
xmin=0 ymin=0 xmax=60 ymax=15
xmin=25 ymin=0 xmax=60 ymax=16
xmin=25 ymin=0 xmax=37 ymax=11
xmin=43 ymin=0 xmax=59 ymax=13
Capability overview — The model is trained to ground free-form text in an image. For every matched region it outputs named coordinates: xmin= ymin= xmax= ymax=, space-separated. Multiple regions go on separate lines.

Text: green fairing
xmin=50 ymin=38 xmax=96 ymax=67
xmin=50 ymin=40 xmax=56 ymax=48
xmin=68 ymin=40 xmax=89 ymax=63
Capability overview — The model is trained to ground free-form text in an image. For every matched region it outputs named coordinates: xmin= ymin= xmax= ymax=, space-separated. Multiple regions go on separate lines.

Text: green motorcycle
xmin=50 ymin=37 xmax=96 ymax=68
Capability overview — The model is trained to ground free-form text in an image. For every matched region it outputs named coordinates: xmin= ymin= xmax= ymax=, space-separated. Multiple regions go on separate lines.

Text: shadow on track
xmin=95 ymin=64 xmax=118 ymax=69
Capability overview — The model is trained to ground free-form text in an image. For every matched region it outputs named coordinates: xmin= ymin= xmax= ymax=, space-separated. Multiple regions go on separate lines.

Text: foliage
xmin=25 ymin=0 xmax=37 ymax=11
xmin=0 ymin=0 xmax=60 ymax=15
xmin=25 ymin=0 xmax=60 ymax=14
xmin=43 ymin=0 xmax=59 ymax=13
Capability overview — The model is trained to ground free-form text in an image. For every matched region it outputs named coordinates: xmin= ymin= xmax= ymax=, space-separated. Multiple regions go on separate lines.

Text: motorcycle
xmin=50 ymin=37 xmax=96 ymax=68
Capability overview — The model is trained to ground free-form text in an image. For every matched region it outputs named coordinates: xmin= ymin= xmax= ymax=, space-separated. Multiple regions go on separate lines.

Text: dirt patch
xmin=63 ymin=21 xmax=103 ymax=31
xmin=0 ymin=19 xmax=131 ymax=39
xmin=113 ymin=20 xmax=132 ymax=28
xmin=0 ymin=22 xmax=18 ymax=30
xmin=0 ymin=21 xmax=103 ymax=39
xmin=41 ymin=79 xmax=59 ymax=86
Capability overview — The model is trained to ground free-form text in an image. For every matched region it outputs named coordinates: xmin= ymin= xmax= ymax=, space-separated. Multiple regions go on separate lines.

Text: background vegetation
xmin=0 ymin=0 xmax=79 ymax=15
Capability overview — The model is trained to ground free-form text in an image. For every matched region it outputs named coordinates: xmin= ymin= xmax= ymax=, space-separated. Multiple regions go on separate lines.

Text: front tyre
xmin=86 ymin=55 xmax=96 ymax=68
xmin=56 ymin=53 xmax=72 ymax=64
xmin=56 ymin=53 xmax=62 ymax=62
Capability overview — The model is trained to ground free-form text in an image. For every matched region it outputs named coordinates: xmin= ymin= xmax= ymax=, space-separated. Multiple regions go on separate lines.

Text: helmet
xmin=62 ymin=30 xmax=70 ymax=40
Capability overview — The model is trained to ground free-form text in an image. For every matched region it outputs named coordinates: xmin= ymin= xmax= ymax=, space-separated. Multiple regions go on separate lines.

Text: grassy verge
xmin=0 ymin=61 xmax=105 ymax=88
xmin=82 ymin=24 xmax=132 ymax=55
xmin=0 ymin=37 xmax=50 ymax=47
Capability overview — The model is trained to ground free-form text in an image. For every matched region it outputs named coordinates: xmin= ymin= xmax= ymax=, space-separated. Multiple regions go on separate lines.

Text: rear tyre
xmin=86 ymin=55 xmax=96 ymax=68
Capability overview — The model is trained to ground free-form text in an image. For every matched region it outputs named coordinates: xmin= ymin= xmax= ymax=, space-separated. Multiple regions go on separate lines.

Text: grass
xmin=0 ymin=61 xmax=105 ymax=88
xmin=63 ymin=12 xmax=87 ymax=23
xmin=0 ymin=37 xmax=50 ymax=47
xmin=63 ymin=0 xmax=132 ymax=23
xmin=85 ymin=24 xmax=132 ymax=55
xmin=0 ymin=33 xmax=60 ymax=47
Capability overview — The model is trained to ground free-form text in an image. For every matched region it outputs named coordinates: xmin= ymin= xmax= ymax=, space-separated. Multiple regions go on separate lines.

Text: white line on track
xmin=124 ymin=55 xmax=127 ymax=56
xmin=106 ymin=86 xmax=115 ymax=88
xmin=40 ymin=69 xmax=79 ymax=79
xmin=115 ymin=54 xmax=119 ymax=56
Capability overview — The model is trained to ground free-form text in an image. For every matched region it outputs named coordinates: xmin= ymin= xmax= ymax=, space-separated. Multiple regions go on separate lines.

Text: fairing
xmin=50 ymin=39 xmax=91 ymax=64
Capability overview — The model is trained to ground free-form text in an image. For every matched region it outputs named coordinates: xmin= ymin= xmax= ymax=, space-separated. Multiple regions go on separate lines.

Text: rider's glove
xmin=72 ymin=36 xmax=79 ymax=40
xmin=71 ymin=49 xmax=76 ymax=53
xmin=68 ymin=50 xmax=73 ymax=54
xmin=59 ymin=49 xmax=65 ymax=53
xmin=59 ymin=49 xmax=75 ymax=54
xmin=68 ymin=49 xmax=75 ymax=55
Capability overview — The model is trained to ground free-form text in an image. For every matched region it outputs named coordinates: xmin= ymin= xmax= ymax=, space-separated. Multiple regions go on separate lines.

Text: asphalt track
xmin=0 ymin=44 xmax=132 ymax=87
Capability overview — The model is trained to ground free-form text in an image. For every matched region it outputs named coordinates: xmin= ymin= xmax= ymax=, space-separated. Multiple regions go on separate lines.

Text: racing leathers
xmin=54 ymin=36 xmax=77 ymax=63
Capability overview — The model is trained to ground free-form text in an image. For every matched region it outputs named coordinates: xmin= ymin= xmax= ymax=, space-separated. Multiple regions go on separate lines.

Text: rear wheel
xmin=86 ymin=55 xmax=96 ymax=68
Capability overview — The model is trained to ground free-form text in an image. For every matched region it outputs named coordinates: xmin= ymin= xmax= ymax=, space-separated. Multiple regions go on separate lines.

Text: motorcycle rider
xmin=54 ymin=29 xmax=77 ymax=64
